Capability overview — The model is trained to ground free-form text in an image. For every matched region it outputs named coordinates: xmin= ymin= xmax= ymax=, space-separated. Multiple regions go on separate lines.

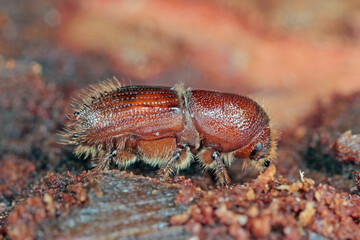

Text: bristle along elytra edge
xmin=77 ymin=77 xmax=122 ymax=109
xmin=57 ymin=77 xmax=123 ymax=146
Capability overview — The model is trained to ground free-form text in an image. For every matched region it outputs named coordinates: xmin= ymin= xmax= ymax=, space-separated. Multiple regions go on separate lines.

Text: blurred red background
xmin=2 ymin=0 xmax=360 ymax=129
xmin=58 ymin=0 xmax=360 ymax=129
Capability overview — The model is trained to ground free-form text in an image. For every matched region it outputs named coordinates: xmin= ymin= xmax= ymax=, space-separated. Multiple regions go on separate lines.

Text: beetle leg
xmin=157 ymin=151 xmax=181 ymax=180
xmin=212 ymin=151 xmax=231 ymax=185
xmin=96 ymin=150 xmax=118 ymax=172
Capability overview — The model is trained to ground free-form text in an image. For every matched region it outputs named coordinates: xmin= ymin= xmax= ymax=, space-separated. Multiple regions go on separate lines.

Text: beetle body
xmin=61 ymin=80 xmax=277 ymax=184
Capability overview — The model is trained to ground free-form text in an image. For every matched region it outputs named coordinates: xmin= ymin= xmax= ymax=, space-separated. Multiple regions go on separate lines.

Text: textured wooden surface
xmin=39 ymin=172 xmax=189 ymax=240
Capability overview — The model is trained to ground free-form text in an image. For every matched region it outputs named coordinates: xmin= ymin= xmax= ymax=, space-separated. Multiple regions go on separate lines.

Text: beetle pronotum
xmin=60 ymin=79 xmax=277 ymax=185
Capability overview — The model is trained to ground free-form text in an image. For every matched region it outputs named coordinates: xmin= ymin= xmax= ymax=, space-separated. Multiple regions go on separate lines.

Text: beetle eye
xmin=250 ymin=143 xmax=262 ymax=157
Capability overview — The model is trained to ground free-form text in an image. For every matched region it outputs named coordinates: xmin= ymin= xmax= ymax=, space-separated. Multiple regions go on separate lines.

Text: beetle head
xmin=234 ymin=125 xmax=277 ymax=169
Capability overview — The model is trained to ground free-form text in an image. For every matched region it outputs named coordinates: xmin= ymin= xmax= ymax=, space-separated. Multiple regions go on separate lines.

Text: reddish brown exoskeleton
xmin=60 ymin=79 xmax=277 ymax=185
